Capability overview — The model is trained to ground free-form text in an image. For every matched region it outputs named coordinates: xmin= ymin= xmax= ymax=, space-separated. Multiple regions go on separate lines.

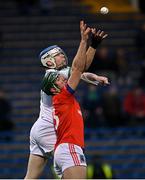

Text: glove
xmin=90 ymin=34 xmax=103 ymax=49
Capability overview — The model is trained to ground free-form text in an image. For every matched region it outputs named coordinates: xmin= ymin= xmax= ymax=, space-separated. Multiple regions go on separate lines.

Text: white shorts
xmin=30 ymin=118 xmax=56 ymax=157
xmin=54 ymin=143 xmax=87 ymax=178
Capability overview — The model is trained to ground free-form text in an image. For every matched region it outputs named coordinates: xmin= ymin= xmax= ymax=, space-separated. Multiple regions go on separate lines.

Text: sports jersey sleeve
xmin=66 ymin=84 xmax=75 ymax=94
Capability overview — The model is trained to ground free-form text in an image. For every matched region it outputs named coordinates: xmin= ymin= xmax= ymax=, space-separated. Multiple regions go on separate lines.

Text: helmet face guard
xmin=39 ymin=45 xmax=68 ymax=69
xmin=41 ymin=71 xmax=60 ymax=95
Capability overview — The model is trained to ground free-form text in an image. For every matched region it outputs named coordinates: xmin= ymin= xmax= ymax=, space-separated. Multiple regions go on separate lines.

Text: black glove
xmin=90 ymin=34 xmax=103 ymax=49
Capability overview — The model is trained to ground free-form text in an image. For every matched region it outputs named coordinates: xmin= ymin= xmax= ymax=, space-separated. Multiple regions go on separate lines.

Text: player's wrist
xmin=80 ymin=39 xmax=87 ymax=44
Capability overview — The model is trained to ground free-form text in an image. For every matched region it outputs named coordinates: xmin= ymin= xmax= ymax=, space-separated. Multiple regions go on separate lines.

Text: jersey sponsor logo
xmin=79 ymin=154 xmax=86 ymax=163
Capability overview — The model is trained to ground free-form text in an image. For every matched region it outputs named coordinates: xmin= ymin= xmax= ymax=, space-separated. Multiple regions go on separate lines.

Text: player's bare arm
xmin=68 ymin=21 xmax=91 ymax=90
xmin=85 ymin=29 xmax=108 ymax=70
xmin=81 ymin=72 xmax=110 ymax=86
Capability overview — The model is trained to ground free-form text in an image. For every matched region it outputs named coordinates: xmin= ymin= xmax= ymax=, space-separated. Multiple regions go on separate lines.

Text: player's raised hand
xmin=80 ymin=20 xmax=91 ymax=41
xmin=90 ymin=28 xmax=108 ymax=49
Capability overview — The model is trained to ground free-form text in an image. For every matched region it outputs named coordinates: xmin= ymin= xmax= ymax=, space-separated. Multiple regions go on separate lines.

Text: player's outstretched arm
xmin=85 ymin=29 xmax=108 ymax=70
xmin=81 ymin=72 xmax=110 ymax=86
xmin=67 ymin=21 xmax=91 ymax=91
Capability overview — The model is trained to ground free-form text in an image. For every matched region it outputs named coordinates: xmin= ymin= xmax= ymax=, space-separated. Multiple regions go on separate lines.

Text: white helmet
xmin=39 ymin=45 xmax=68 ymax=69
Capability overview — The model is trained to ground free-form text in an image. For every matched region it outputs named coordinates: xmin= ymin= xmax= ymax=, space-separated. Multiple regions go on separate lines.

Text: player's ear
xmin=50 ymin=87 xmax=56 ymax=93
xmin=50 ymin=87 xmax=60 ymax=95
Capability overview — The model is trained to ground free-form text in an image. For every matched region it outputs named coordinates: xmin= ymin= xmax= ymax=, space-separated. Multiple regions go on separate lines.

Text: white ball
xmin=100 ymin=7 xmax=109 ymax=14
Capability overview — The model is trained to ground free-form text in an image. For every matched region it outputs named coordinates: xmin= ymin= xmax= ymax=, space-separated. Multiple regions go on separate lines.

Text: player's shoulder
xmin=45 ymin=66 xmax=71 ymax=79
xmin=45 ymin=69 xmax=57 ymax=75
xmin=55 ymin=86 xmax=73 ymax=99
xmin=58 ymin=66 xmax=71 ymax=79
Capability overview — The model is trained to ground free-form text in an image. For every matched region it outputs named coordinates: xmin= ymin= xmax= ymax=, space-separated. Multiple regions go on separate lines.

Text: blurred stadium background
xmin=0 ymin=0 xmax=145 ymax=178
